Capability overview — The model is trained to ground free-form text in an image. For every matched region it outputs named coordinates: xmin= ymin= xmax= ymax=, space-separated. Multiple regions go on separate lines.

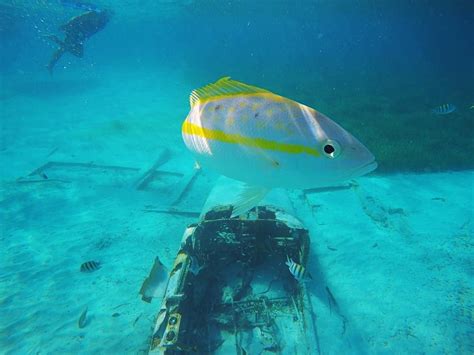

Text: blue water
xmin=1 ymin=1 xmax=473 ymax=354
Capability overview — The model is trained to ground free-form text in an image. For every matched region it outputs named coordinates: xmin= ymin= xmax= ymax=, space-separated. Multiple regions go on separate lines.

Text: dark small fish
xmin=80 ymin=260 xmax=101 ymax=273
xmin=40 ymin=172 xmax=48 ymax=180
xmin=112 ymin=312 xmax=120 ymax=317
xmin=112 ymin=302 xmax=130 ymax=310
xmin=78 ymin=307 xmax=88 ymax=328
xmin=432 ymin=103 xmax=456 ymax=115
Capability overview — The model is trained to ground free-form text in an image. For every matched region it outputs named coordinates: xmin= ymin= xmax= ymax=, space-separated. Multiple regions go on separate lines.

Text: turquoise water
xmin=1 ymin=1 xmax=473 ymax=354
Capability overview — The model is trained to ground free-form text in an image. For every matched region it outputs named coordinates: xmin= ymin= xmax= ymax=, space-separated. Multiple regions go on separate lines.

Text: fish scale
xmin=192 ymin=94 xmax=312 ymax=145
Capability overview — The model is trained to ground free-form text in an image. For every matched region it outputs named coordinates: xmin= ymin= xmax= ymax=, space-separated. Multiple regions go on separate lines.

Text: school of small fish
xmin=182 ymin=77 xmax=377 ymax=216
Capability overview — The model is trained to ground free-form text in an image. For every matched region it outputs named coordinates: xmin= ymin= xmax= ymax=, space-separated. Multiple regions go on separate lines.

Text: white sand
xmin=1 ymin=69 xmax=472 ymax=353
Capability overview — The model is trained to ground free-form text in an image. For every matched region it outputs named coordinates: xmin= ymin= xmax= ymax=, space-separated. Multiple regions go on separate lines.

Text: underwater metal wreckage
xmin=147 ymin=205 xmax=320 ymax=354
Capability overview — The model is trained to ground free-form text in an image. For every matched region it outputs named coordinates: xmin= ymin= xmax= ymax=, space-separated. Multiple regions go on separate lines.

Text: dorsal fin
xmin=189 ymin=77 xmax=270 ymax=107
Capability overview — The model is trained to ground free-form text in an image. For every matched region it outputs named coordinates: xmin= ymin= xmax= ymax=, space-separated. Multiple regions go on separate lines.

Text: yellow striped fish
xmin=182 ymin=77 xmax=377 ymax=216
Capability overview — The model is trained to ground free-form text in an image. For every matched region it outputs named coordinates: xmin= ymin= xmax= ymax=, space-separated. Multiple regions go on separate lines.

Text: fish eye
xmin=322 ymin=140 xmax=341 ymax=158
xmin=324 ymin=145 xmax=335 ymax=154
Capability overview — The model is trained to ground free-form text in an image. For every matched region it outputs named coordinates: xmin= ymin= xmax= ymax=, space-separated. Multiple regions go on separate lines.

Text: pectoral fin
xmin=231 ymin=185 xmax=269 ymax=217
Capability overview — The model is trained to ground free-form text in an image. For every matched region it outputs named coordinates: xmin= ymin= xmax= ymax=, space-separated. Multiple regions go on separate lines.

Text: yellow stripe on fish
xmin=182 ymin=121 xmax=321 ymax=157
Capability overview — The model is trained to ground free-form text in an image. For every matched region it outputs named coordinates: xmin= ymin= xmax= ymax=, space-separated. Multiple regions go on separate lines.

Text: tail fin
xmin=43 ymin=34 xmax=64 ymax=47
xmin=46 ymin=47 xmax=66 ymax=75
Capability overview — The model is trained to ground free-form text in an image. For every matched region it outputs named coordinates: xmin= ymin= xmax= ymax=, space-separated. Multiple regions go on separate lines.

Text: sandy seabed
xmin=1 ymin=69 xmax=472 ymax=354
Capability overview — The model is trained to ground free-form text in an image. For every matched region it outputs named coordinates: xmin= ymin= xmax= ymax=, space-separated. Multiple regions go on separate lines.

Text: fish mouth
xmin=352 ymin=159 xmax=378 ymax=177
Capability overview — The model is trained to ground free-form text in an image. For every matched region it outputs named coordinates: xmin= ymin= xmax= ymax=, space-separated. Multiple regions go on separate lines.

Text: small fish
xmin=285 ymin=256 xmax=311 ymax=282
xmin=432 ymin=103 xmax=456 ymax=115
xmin=40 ymin=172 xmax=48 ymax=180
xmin=80 ymin=260 xmax=101 ymax=273
xmin=470 ymin=105 xmax=474 ymax=109
xmin=182 ymin=77 xmax=377 ymax=217
xmin=139 ymin=257 xmax=168 ymax=303
xmin=78 ymin=307 xmax=88 ymax=328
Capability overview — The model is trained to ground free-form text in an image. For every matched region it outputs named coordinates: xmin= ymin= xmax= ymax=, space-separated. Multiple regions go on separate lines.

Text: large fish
xmin=182 ymin=77 xmax=377 ymax=216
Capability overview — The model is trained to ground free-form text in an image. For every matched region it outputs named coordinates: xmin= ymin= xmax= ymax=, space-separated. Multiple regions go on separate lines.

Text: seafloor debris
xmin=354 ymin=185 xmax=409 ymax=235
xmin=139 ymin=257 xmax=167 ymax=303
xmin=148 ymin=205 xmax=319 ymax=354
xmin=133 ymin=149 xmax=172 ymax=190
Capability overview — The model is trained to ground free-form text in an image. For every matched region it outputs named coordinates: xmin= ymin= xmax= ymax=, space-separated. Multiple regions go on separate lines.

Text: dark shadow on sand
xmin=307 ymin=246 xmax=369 ymax=354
